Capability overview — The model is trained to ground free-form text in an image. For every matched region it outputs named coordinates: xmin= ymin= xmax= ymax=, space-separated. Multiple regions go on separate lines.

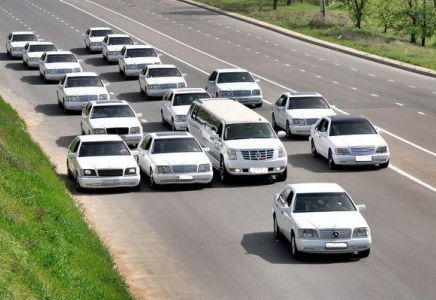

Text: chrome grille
xmin=98 ymin=169 xmax=123 ymax=177
xmin=232 ymin=90 xmax=251 ymax=97
xmin=351 ymin=146 xmax=375 ymax=155
xmin=159 ymin=83 xmax=177 ymax=90
xmin=320 ymin=229 xmax=351 ymax=239
xmin=78 ymin=95 xmax=98 ymax=102
xmin=241 ymin=149 xmax=274 ymax=160
xmin=56 ymin=68 xmax=73 ymax=74
xmin=172 ymin=165 xmax=197 ymax=173
xmin=106 ymin=128 xmax=129 ymax=135
xmin=306 ymin=118 xmax=319 ymax=125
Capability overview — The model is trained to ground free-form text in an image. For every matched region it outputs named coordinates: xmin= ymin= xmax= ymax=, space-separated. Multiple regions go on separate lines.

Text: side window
xmin=85 ymin=29 xmax=90 ymax=36
xmin=196 ymin=107 xmax=209 ymax=126
xmin=286 ymin=191 xmax=294 ymax=207
xmin=316 ymin=119 xmax=325 ymax=131
xmin=103 ymin=36 xmax=108 ymax=43
xmin=207 ymin=114 xmax=220 ymax=133
xmin=140 ymin=136 xmax=151 ymax=150
xmin=189 ymin=103 xmax=199 ymax=119
xmin=275 ymin=95 xmax=286 ymax=107
xmin=7 ymin=33 xmax=12 ymax=40
xmin=60 ymin=76 xmax=66 ymax=85
xmin=208 ymin=71 xmax=217 ymax=81
xmin=216 ymin=122 xmax=224 ymax=138
xmin=320 ymin=120 xmax=329 ymax=133
xmin=83 ymin=103 xmax=91 ymax=116
xmin=69 ymin=139 xmax=79 ymax=153
xmin=24 ymin=44 xmax=29 ymax=50
xmin=40 ymin=53 xmax=46 ymax=61
xmin=282 ymin=97 xmax=288 ymax=108
xmin=145 ymin=137 xmax=153 ymax=151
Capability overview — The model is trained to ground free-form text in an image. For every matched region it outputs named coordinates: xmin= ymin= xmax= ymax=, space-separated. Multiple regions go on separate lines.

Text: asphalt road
xmin=1 ymin=0 xmax=435 ymax=299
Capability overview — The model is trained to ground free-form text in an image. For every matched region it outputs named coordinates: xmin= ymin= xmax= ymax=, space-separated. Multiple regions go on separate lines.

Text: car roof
xmin=213 ymin=68 xmax=249 ymax=73
xmin=45 ymin=50 xmax=74 ymax=55
xmin=149 ymin=131 xmax=193 ymax=139
xmin=78 ymin=135 xmax=124 ymax=142
xmin=64 ymin=72 xmax=98 ymax=77
xmin=328 ymin=114 xmax=367 ymax=122
xmin=146 ymin=64 xmax=178 ymax=69
xmin=88 ymin=27 xmax=112 ymax=31
xmin=285 ymin=92 xmax=324 ymax=98
xmin=166 ymin=88 xmax=207 ymax=94
xmin=10 ymin=31 xmax=36 ymax=35
xmin=123 ymin=44 xmax=153 ymax=49
xmin=106 ymin=34 xmax=131 ymax=38
xmin=26 ymin=41 xmax=55 ymax=46
xmin=90 ymin=100 xmax=128 ymax=106
xmin=287 ymin=183 xmax=345 ymax=194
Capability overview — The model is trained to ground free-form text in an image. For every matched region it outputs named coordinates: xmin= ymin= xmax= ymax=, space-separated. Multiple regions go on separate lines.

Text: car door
xmin=84 ymin=29 xmax=91 ymax=46
xmin=273 ymin=94 xmax=287 ymax=129
xmin=275 ymin=187 xmax=293 ymax=238
xmin=57 ymin=75 xmax=67 ymax=102
xmin=119 ymin=46 xmax=126 ymax=69
xmin=162 ymin=91 xmax=173 ymax=122
xmin=206 ymin=71 xmax=218 ymax=96
xmin=67 ymin=138 xmax=80 ymax=176
xmin=313 ymin=118 xmax=329 ymax=158
xmin=138 ymin=135 xmax=153 ymax=176
xmin=39 ymin=52 xmax=47 ymax=73
xmin=138 ymin=66 xmax=148 ymax=90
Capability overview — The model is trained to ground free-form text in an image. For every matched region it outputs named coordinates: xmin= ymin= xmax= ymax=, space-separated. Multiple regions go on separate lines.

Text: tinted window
xmin=173 ymin=93 xmax=211 ymax=106
xmin=46 ymin=54 xmax=77 ymax=63
xmin=66 ymin=76 xmax=103 ymax=88
xmin=330 ymin=119 xmax=377 ymax=136
xmin=91 ymin=105 xmax=135 ymax=119
xmin=108 ymin=37 xmax=134 ymax=45
xmin=151 ymin=138 xmax=201 ymax=154
xmin=288 ymin=97 xmax=329 ymax=110
xmin=12 ymin=34 xmax=38 ymax=42
xmin=126 ymin=48 xmax=157 ymax=58
xmin=79 ymin=141 xmax=130 ymax=157
xmin=90 ymin=29 xmax=114 ymax=37
xmin=217 ymin=72 xmax=254 ymax=83
xmin=148 ymin=68 xmax=181 ymax=77
xmin=294 ymin=192 xmax=356 ymax=213
xmin=29 ymin=44 xmax=57 ymax=52
xmin=224 ymin=123 xmax=275 ymax=140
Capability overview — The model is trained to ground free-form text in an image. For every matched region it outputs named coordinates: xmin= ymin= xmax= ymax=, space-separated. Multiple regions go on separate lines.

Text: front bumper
xmin=78 ymin=175 xmax=140 ymax=189
xmin=153 ymin=171 xmax=213 ymax=185
xmin=119 ymin=133 xmax=143 ymax=146
xmin=289 ymin=124 xmax=311 ymax=136
xmin=232 ymin=96 xmax=263 ymax=105
xmin=224 ymin=157 xmax=287 ymax=176
xmin=332 ymin=153 xmax=390 ymax=166
xmin=296 ymin=237 xmax=371 ymax=254
xmin=10 ymin=49 xmax=24 ymax=57
xmin=124 ymin=68 xmax=142 ymax=77
xmin=173 ymin=120 xmax=187 ymax=131
xmin=64 ymin=101 xmax=89 ymax=111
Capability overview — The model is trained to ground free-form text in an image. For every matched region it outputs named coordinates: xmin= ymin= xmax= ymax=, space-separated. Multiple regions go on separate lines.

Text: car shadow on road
xmin=56 ymin=135 xmax=77 ymax=149
xmin=35 ymin=104 xmax=75 ymax=116
xmin=142 ymin=121 xmax=169 ymax=133
xmin=116 ymin=91 xmax=145 ymax=103
xmin=0 ymin=53 xmax=13 ymax=61
xmin=241 ymin=232 xmax=361 ymax=264
xmin=84 ymin=57 xmax=108 ymax=67
xmin=5 ymin=62 xmax=28 ymax=71
xmin=20 ymin=75 xmax=48 ymax=85
xmin=70 ymin=47 xmax=90 ymax=56
xmin=98 ymin=71 xmax=128 ymax=83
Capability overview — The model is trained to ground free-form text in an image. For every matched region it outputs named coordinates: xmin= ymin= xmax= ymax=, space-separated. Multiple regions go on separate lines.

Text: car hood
xmin=329 ymin=134 xmax=387 ymax=147
xmin=147 ymin=77 xmax=186 ymax=85
xmin=78 ymin=156 xmax=137 ymax=169
xmin=217 ymin=82 xmax=260 ymax=91
xmin=171 ymin=105 xmax=190 ymax=115
xmin=10 ymin=41 xmax=30 ymax=47
xmin=226 ymin=138 xmax=283 ymax=150
xmin=44 ymin=62 xmax=80 ymax=69
xmin=294 ymin=211 xmax=368 ymax=229
xmin=106 ymin=45 xmax=125 ymax=51
xmin=89 ymin=37 xmax=105 ymax=42
xmin=151 ymin=152 xmax=210 ymax=166
xmin=123 ymin=57 xmax=161 ymax=65
xmin=89 ymin=117 xmax=141 ymax=128
xmin=287 ymin=109 xmax=336 ymax=119
xmin=63 ymin=87 xmax=108 ymax=96
xmin=27 ymin=51 xmax=46 ymax=58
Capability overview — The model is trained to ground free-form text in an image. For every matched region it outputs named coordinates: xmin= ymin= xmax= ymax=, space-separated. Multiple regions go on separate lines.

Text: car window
xmin=330 ymin=119 xmax=377 ymax=136
xmin=69 ymin=138 xmax=80 ymax=153
xmin=29 ymin=44 xmax=57 ymax=52
xmin=126 ymin=48 xmax=157 ymax=58
xmin=91 ymin=105 xmax=134 ymax=118
xmin=320 ymin=120 xmax=329 ymax=133
xmin=208 ymin=71 xmax=217 ymax=81
xmin=90 ymin=29 xmax=114 ymax=37
xmin=288 ymin=97 xmax=329 ymax=110
xmin=108 ymin=37 xmax=134 ymax=45
xmin=66 ymin=76 xmax=103 ymax=88
xmin=294 ymin=192 xmax=356 ymax=213
xmin=173 ymin=93 xmax=210 ymax=106
xmin=12 ymin=34 xmax=38 ymax=42
xmin=217 ymin=72 xmax=254 ymax=83
xmin=224 ymin=123 xmax=275 ymax=140
xmin=148 ymin=68 xmax=181 ymax=78
xmin=151 ymin=138 xmax=201 ymax=154
xmin=46 ymin=54 xmax=77 ymax=63
xmin=79 ymin=141 xmax=130 ymax=157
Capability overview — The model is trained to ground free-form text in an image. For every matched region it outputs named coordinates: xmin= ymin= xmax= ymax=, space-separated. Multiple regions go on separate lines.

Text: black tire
xmin=66 ymin=161 xmax=73 ymax=179
xmin=6 ymin=47 xmax=11 ymax=56
xmin=206 ymin=179 xmax=214 ymax=188
xmin=161 ymin=110 xmax=166 ymax=124
xmin=254 ymin=102 xmax=263 ymax=108
xmin=63 ymin=100 xmax=70 ymax=115
xmin=57 ymin=93 xmax=62 ymax=107
xmin=123 ymin=68 xmax=128 ymax=80
xmin=286 ymin=121 xmax=293 ymax=139
xmin=271 ymin=113 xmax=278 ymax=130
xmin=119 ymin=66 xmax=123 ymax=74
xmin=171 ymin=118 xmax=176 ymax=131
xmin=144 ymin=87 xmax=149 ymax=100
xmin=379 ymin=160 xmax=389 ymax=168
xmin=149 ymin=168 xmax=158 ymax=190
xmin=273 ymin=215 xmax=282 ymax=240
xmin=328 ymin=150 xmax=337 ymax=169
xmin=43 ymin=72 xmax=49 ymax=83
xmin=220 ymin=158 xmax=230 ymax=183
xmin=358 ymin=248 xmax=370 ymax=258
xmin=311 ymin=140 xmax=319 ymax=158
xmin=75 ymin=172 xmax=84 ymax=192
xmin=291 ymin=233 xmax=301 ymax=259
xmin=139 ymin=83 xmax=145 ymax=95
xmin=39 ymin=70 xmax=43 ymax=78
xmin=276 ymin=167 xmax=287 ymax=182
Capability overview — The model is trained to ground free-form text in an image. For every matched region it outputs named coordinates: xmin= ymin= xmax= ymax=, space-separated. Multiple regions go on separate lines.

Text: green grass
xmin=194 ymin=0 xmax=436 ymax=70
xmin=0 ymin=98 xmax=132 ymax=299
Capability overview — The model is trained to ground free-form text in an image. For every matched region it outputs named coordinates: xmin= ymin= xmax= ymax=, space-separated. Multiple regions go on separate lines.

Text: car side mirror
xmin=356 ymin=205 xmax=366 ymax=211
xmin=157 ymin=53 xmax=162 ymax=57
xmin=278 ymin=206 xmax=291 ymax=213
xmin=319 ymin=132 xmax=327 ymax=137
xmin=38 ymin=39 xmax=45 ymax=42
xmin=255 ymin=79 xmax=260 ymax=83
xmin=136 ymin=113 xmax=143 ymax=118
xmin=103 ymin=81 xmax=110 ymax=87
xmin=330 ymin=105 xmax=336 ymax=109
xmin=210 ymin=133 xmax=220 ymax=140
xmin=78 ymin=59 xmax=83 ymax=62
xmin=202 ymin=147 xmax=210 ymax=152
xmin=182 ymin=73 xmax=187 ymax=77
xmin=68 ymin=152 xmax=76 ymax=158
xmin=276 ymin=131 xmax=286 ymax=138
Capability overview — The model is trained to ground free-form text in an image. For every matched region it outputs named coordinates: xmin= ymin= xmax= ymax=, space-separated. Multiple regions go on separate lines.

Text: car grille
xmin=241 ymin=149 xmax=274 ymax=160
xmin=172 ymin=165 xmax=197 ymax=173
xmin=306 ymin=118 xmax=319 ymax=125
xmin=78 ymin=95 xmax=99 ymax=102
xmin=137 ymin=63 xmax=146 ymax=70
xmin=159 ymin=83 xmax=177 ymax=90
xmin=98 ymin=169 xmax=123 ymax=177
xmin=56 ymin=68 xmax=73 ymax=74
xmin=106 ymin=128 xmax=129 ymax=135
xmin=351 ymin=146 xmax=375 ymax=155
xmin=319 ymin=229 xmax=351 ymax=239
xmin=232 ymin=90 xmax=252 ymax=97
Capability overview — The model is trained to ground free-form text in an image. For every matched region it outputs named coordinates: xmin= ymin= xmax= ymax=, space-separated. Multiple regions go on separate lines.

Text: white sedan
xmin=6 ymin=31 xmax=39 ymax=58
xmin=139 ymin=64 xmax=187 ymax=99
xmin=309 ymin=114 xmax=390 ymax=169
xmin=272 ymin=92 xmax=336 ymax=138
xmin=66 ymin=135 xmax=141 ymax=192
xmin=22 ymin=41 xmax=58 ymax=68
xmin=137 ymin=132 xmax=213 ymax=189
xmin=118 ymin=45 xmax=162 ymax=78
xmin=81 ymin=100 xmax=143 ymax=147
xmin=56 ymin=72 xmax=110 ymax=114
xmin=39 ymin=51 xmax=82 ymax=82
xmin=272 ymin=183 xmax=371 ymax=259
xmin=84 ymin=27 xmax=114 ymax=52
xmin=161 ymin=88 xmax=211 ymax=131
xmin=102 ymin=34 xmax=135 ymax=62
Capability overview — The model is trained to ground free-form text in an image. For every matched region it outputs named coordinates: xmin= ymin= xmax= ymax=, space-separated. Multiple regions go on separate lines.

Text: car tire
xmin=63 ymin=100 xmax=70 ymax=115
xmin=119 ymin=66 xmax=123 ymax=74
xmin=66 ymin=161 xmax=73 ymax=179
xmin=149 ymin=168 xmax=158 ymax=190
xmin=311 ymin=140 xmax=319 ymax=158
xmin=358 ymin=248 xmax=370 ymax=258
xmin=124 ymin=68 xmax=128 ymax=80
xmin=254 ymin=102 xmax=263 ymax=108
xmin=171 ymin=118 xmax=176 ymax=131
xmin=139 ymin=83 xmax=144 ymax=95
xmin=57 ymin=93 xmax=62 ymax=107
xmin=75 ymin=172 xmax=84 ymax=192
xmin=39 ymin=70 xmax=44 ymax=79
xmin=26 ymin=60 xmax=31 ymax=69
xmin=379 ymin=160 xmax=389 ymax=168
xmin=206 ymin=179 xmax=214 ymax=188
xmin=286 ymin=121 xmax=293 ymax=139
xmin=6 ymin=47 xmax=11 ymax=56
xmin=273 ymin=215 xmax=282 ymax=240
xmin=220 ymin=158 xmax=230 ymax=183
xmin=291 ymin=233 xmax=301 ymax=259
xmin=276 ymin=167 xmax=287 ymax=182
xmin=81 ymin=126 xmax=85 ymax=135
xmin=161 ymin=110 xmax=166 ymax=124
xmin=271 ymin=113 xmax=278 ymax=130
xmin=328 ymin=150 xmax=337 ymax=169
xmin=43 ymin=72 xmax=49 ymax=83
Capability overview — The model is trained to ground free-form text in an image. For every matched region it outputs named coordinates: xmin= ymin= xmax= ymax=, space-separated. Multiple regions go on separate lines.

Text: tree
xmin=337 ymin=0 xmax=370 ymax=29
xmin=273 ymin=0 xmax=278 ymax=10
xmin=369 ymin=0 xmax=401 ymax=33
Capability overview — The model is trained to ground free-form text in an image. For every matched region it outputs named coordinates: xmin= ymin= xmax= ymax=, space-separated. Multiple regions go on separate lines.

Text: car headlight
xmin=174 ymin=115 xmax=186 ymax=122
xmin=177 ymin=82 xmax=186 ymax=88
xmin=278 ymin=146 xmax=285 ymax=158
xmin=65 ymin=96 xmax=78 ymax=101
xmin=109 ymin=51 xmax=118 ymax=56
xmin=47 ymin=69 xmax=57 ymax=74
xmin=74 ymin=68 xmax=81 ymax=73
xmin=219 ymin=90 xmax=233 ymax=97
xmin=124 ymin=168 xmax=137 ymax=175
xmin=91 ymin=128 xmax=106 ymax=134
xmin=91 ymin=42 xmax=101 ymax=46
xmin=198 ymin=164 xmax=211 ymax=172
xmin=81 ymin=169 xmax=97 ymax=176
xmin=376 ymin=146 xmax=387 ymax=153
xmin=148 ymin=84 xmax=159 ymax=90
xmin=335 ymin=147 xmax=351 ymax=154
xmin=292 ymin=118 xmax=305 ymax=125
xmin=298 ymin=229 xmax=319 ymax=238
xmin=98 ymin=94 xmax=108 ymax=100
xmin=353 ymin=227 xmax=370 ymax=237
xmin=156 ymin=166 xmax=171 ymax=174
xmin=29 ymin=57 xmax=39 ymax=61
xmin=130 ymin=127 xmax=141 ymax=134
xmin=252 ymin=89 xmax=261 ymax=96
xmin=226 ymin=148 xmax=237 ymax=160
xmin=126 ymin=64 xmax=136 ymax=69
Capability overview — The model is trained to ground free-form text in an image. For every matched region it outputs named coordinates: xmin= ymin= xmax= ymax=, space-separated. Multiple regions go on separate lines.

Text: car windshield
xmin=91 ymin=29 xmax=114 ymax=37
xmin=287 ymin=97 xmax=330 ymax=110
xmin=148 ymin=68 xmax=181 ymax=77
xmin=224 ymin=123 xmax=275 ymax=140
xmin=46 ymin=54 xmax=77 ymax=63
xmin=91 ymin=105 xmax=135 ymax=119
xmin=126 ymin=48 xmax=157 ymax=58
xmin=173 ymin=93 xmax=211 ymax=106
xmin=217 ymin=72 xmax=254 ymax=83
xmin=29 ymin=44 xmax=57 ymax=52
xmin=330 ymin=120 xmax=377 ymax=136
xmin=108 ymin=37 xmax=134 ymax=45
xmin=294 ymin=192 xmax=356 ymax=213
xmin=12 ymin=34 xmax=38 ymax=42
xmin=79 ymin=141 xmax=130 ymax=157
xmin=151 ymin=138 xmax=202 ymax=154
xmin=66 ymin=76 xmax=103 ymax=88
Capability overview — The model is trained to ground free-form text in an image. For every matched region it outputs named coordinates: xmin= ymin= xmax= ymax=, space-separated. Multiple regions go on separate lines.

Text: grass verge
xmin=0 ymin=97 xmax=132 ymax=299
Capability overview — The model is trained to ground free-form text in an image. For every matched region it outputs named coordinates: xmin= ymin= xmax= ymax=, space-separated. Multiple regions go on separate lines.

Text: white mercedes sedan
xmin=39 ymin=51 xmax=82 ymax=82
xmin=139 ymin=64 xmax=187 ymax=99
xmin=67 ymin=135 xmax=141 ymax=192
xmin=84 ymin=27 xmax=114 ymax=52
xmin=137 ymin=132 xmax=213 ymax=189
xmin=272 ymin=183 xmax=371 ymax=259
xmin=22 ymin=41 xmax=58 ymax=68
xmin=6 ymin=31 xmax=39 ymax=58
xmin=118 ymin=45 xmax=162 ymax=78
xmin=56 ymin=72 xmax=110 ymax=114
xmin=309 ymin=114 xmax=390 ymax=169
xmin=101 ymin=34 xmax=135 ymax=63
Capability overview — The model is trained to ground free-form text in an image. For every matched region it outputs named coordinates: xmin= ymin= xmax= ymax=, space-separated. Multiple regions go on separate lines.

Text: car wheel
xmin=273 ymin=215 xmax=282 ymax=240
xmin=39 ymin=70 xmax=43 ymax=79
xmin=66 ymin=161 xmax=73 ymax=179
xmin=254 ymin=102 xmax=263 ymax=108
xmin=271 ymin=113 xmax=278 ymax=130
xmin=57 ymin=93 xmax=62 ymax=107
xmin=220 ymin=158 xmax=230 ymax=183
xmin=171 ymin=118 xmax=176 ymax=131
xmin=311 ymin=140 xmax=319 ymax=158
xmin=286 ymin=121 xmax=293 ymax=139
xmin=276 ymin=167 xmax=287 ymax=182
xmin=6 ymin=47 xmax=11 ymax=56
xmin=63 ymin=100 xmax=70 ymax=115
xmin=81 ymin=126 xmax=85 ymax=135
xmin=124 ymin=68 xmax=129 ymax=80
xmin=22 ymin=59 xmax=26 ymax=66
xmin=144 ymin=87 xmax=149 ymax=100
xmin=43 ymin=72 xmax=49 ymax=83
xmin=26 ymin=60 xmax=31 ymax=69
xmin=379 ymin=160 xmax=389 ymax=168
xmin=358 ymin=248 xmax=370 ymax=258
xmin=149 ymin=168 xmax=158 ymax=190
xmin=328 ymin=150 xmax=337 ymax=169
xmin=291 ymin=233 xmax=301 ymax=259
xmin=75 ymin=172 xmax=84 ymax=192
xmin=119 ymin=66 xmax=123 ymax=74
xmin=206 ymin=179 xmax=214 ymax=188
xmin=161 ymin=110 xmax=166 ymax=124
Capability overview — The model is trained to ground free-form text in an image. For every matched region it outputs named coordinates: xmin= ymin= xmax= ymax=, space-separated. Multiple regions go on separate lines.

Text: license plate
xmin=178 ymin=175 xmax=193 ymax=180
xmin=325 ymin=242 xmax=348 ymax=249
xmin=249 ymin=167 xmax=268 ymax=174
xmin=102 ymin=179 xmax=119 ymax=185
xmin=356 ymin=155 xmax=372 ymax=162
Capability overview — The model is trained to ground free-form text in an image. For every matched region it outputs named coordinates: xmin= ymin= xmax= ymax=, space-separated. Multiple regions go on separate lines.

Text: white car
xmin=272 ymin=183 xmax=371 ymax=259
xmin=6 ymin=31 xmax=39 ymax=58
xmin=81 ymin=100 xmax=143 ymax=147
xmin=118 ymin=45 xmax=162 ymax=78
xmin=102 ymin=34 xmax=135 ymax=62
xmin=272 ymin=92 xmax=336 ymax=138
xmin=66 ymin=135 xmax=141 ymax=192
xmin=309 ymin=114 xmax=390 ymax=169
xmin=137 ymin=132 xmax=214 ymax=189
xmin=39 ymin=51 xmax=82 ymax=82
xmin=57 ymin=72 xmax=110 ymax=114
xmin=205 ymin=68 xmax=263 ymax=107
xmin=161 ymin=88 xmax=211 ymax=131
xmin=139 ymin=64 xmax=187 ymax=99
xmin=84 ymin=27 xmax=114 ymax=52
xmin=22 ymin=41 xmax=58 ymax=68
